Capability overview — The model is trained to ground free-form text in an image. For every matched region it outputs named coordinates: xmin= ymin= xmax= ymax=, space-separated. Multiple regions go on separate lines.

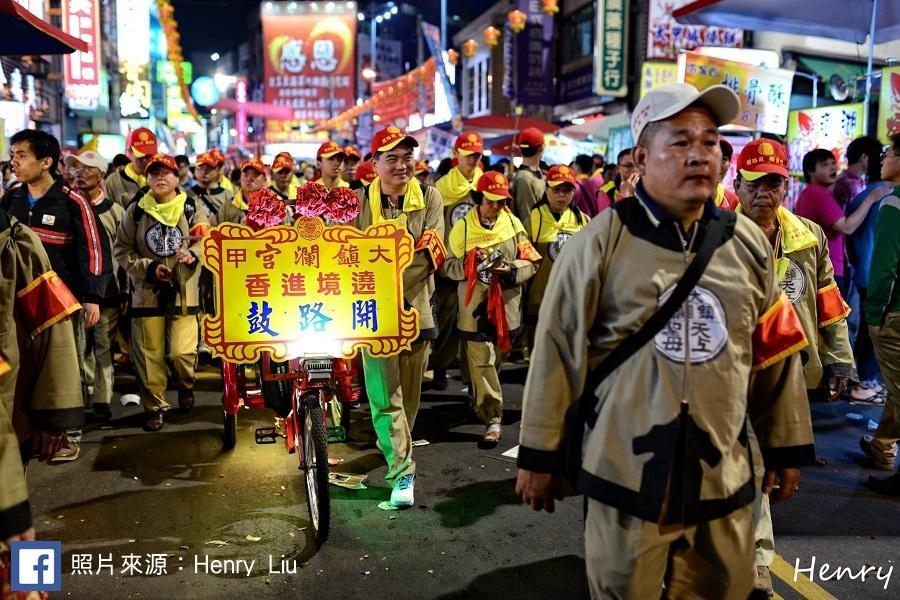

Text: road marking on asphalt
xmin=771 ymin=554 xmax=839 ymax=600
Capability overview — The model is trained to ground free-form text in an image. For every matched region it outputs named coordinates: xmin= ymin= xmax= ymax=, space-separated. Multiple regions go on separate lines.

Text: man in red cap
xmin=414 ymin=160 xmax=431 ymax=185
xmin=354 ymin=126 xmax=446 ymax=507
xmin=350 ymin=160 xmax=377 ymax=189
xmin=187 ymin=152 xmax=234 ymax=226
xmin=269 ymin=151 xmax=299 ymax=201
xmin=510 ymin=127 xmax=546 ymax=222
xmin=106 ymin=127 xmax=158 ymax=207
xmin=217 ymin=158 xmax=270 ymax=225
xmin=431 ymin=131 xmax=486 ymax=389
xmin=316 ymin=141 xmax=349 ymax=192
xmin=341 ymin=146 xmax=362 ymax=184
xmin=733 ymin=137 xmax=856 ymax=596
xmin=444 ymin=171 xmax=540 ymax=447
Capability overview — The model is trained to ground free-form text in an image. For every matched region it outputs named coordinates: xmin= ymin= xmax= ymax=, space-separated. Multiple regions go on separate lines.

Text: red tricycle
xmin=221 ymin=354 xmax=355 ymax=546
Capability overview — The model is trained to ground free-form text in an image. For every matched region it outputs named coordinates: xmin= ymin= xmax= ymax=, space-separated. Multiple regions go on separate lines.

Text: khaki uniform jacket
xmin=510 ymin=166 xmax=545 ymax=223
xmin=105 ymin=166 xmax=144 ymax=208
xmin=354 ymin=183 xmax=445 ymax=340
xmin=518 ymin=189 xmax=814 ymax=526
xmin=187 ymin=184 xmax=233 ymax=226
xmin=93 ymin=194 xmax=127 ymax=307
xmin=436 ymin=190 xmax=475 ymax=291
xmin=114 ymin=195 xmax=209 ymax=317
xmin=443 ymin=207 xmax=539 ymax=341
xmin=217 ymin=195 xmax=248 ymax=226
xmin=766 ymin=209 xmax=856 ymax=389
xmin=1 ymin=213 xmax=84 ymax=537
xmin=526 ymin=203 xmax=590 ymax=319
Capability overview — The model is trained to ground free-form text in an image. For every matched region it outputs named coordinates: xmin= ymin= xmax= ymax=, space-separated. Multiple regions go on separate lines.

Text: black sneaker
xmin=93 ymin=403 xmax=112 ymax=422
xmin=144 ymin=412 xmax=164 ymax=431
xmin=178 ymin=390 xmax=195 ymax=412
xmin=431 ymin=368 xmax=448 ymax=391
xmin=865 ymin=472 xmax=900 ymax=496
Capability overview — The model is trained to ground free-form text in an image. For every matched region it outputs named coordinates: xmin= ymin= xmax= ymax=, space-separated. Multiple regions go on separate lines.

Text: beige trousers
xmin=465 ymin=340 xmax=505 ymax=425
xmin=362 ymin=341 xmax=431 ymax=482
xmin=82 ymin=306 xmax=119 ymax=406
xmin=131 ymin=315 xmax=198 ymax=412
xmin=870 ymin=315 xmax=900 ymax=461
xmin=585 ymin=499 xmax=754 ymax=600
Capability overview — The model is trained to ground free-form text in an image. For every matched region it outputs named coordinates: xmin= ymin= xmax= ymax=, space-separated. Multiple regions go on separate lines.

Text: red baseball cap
xmin=317 ymin=141 xmax=345 ymax=160
xmin=737 ymin=139 xmax=789 ymax=181
xmin=145 ymin=153 xmax=178 ymax=175
xmin=272 ymin=152 xmax=295 ymax=172
xmin=517 ymin=127 xmax=544 ymax=149
xmin=196 ymin=152 xmax=218 ymax=168
xmin=455 ymin=132 xmax=484 ymax=156
xmin=546 ymin=165 xmax=577 ymax=187
xmin=476 ymin=171 xmax=511 ymax=201
xmin=355 ymin=161 xmax=377 ymax=184
xmin=371 ymin=126 xmax=419 ymax=156
xmin=209 ymin=148 xmax=226 ymax=167
xmin=415 ymin=160 xmax=430 ymax=175
xmin=240 ymin=158 xmax=267 ymax=175
xmin=128 ymin=127 xmax=158 ymax=158
xmin=344 ymin=146 xmax=362 ymax=160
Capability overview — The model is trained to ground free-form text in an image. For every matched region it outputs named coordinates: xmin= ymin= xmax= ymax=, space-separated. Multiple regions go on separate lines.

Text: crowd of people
xmin=2 ymin=80 xmax=900 ymax=598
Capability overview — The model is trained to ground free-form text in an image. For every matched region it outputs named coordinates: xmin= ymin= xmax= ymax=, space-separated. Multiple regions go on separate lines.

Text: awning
xmin=1 ymin=0 xmax=88 ymax=55
xmin=462 ymin=115 xmax=558 ymax=137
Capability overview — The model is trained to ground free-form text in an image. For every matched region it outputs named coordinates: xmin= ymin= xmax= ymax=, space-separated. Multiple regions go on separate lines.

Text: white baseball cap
xmin=631 ymin=83 xmax=741 ymax=144
xmin=65 ymin=150 xmax=109 ymax=172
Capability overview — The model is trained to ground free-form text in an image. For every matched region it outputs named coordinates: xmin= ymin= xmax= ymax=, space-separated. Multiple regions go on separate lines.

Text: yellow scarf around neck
xmin=232 ymin=188 xmax=248 ymax=211
xmin=736 ymin=204 xmax=818 ymax=281
xmin=449 ymin=206 xmax=524 ymax=256
xmin=220 ymin=175 xmax=234 ymax=191
xmin=137 ymin=190 xmax=188 ymax=227
xmin=530 ymin=204 xmax=588 ymax=243
xmin=436 ymin=166 xmax=482 ymax=206
xmin=125 ymin=163 xmax=147 ymax=188
xmin=368 ymin=177 xmax=425 ymax=225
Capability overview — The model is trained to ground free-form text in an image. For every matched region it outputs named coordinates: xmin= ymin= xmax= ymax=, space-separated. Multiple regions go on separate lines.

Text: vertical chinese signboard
xmin=117 ymin=0 xmax=151 ymax=119
xmin=512 ymin=0 xmax=554 ymax=105
xmin=877 ymin=66 xmax=900 ymax=144
xmin=786 ymin=103 xmax=864 ymax=178
xmin=640 ymin=61 xmax=679 ymax=98
xmin=62 ymin=0 xmax=101 ymax=111
xmin=262 ymin=1 xmax=357 ymax=143
xmin=647 ymin=0 xmax=743 ymax=61
xmin=202 ymin=219 xmax=419 ymax=362
xmin=595 ymin=0 xmax=629 ymax=97
xmin=679 ymin=52 xmax=794 ymax=135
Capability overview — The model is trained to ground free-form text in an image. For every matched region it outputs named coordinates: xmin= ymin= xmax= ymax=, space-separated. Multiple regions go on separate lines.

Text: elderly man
xmin=105 ymin=127 xmax=157 ymax=207
xmin=733 ymin=138 xmax=857 ymax=596
xmin=515 ymin=83 xmax=814 ymax=599
xmin=354 ymin=126 xmax=445 ymax=507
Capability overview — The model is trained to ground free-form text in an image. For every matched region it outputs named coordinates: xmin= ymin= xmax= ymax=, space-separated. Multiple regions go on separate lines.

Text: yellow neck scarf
xmin=530 ymin=204 xmax=588 ymax=243
xmin=368 ymin=177 xmax=425 ymax=226
xmin=449 ymin=206 xmax=524 ymax=255
xmin=220 ymin=175 xmax=234 ymax=191
xmin=736 ymin=205 xmax=818 ymax=281
xmin=125 ymin=163 xmax=147 ymax=188
xmin=137 ymin=190 xmax=188 ymax=227
xmin=436 ymin=166 xmax=482 ymax=206
xmin=232 ymin=188 xmax=248 ymax=211
xmin=323 ymin=176 xmax=350 ymax=191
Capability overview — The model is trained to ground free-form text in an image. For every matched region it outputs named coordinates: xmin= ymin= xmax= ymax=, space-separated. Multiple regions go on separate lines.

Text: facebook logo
xmin=10 ymin=541 xmax=62 ymax=592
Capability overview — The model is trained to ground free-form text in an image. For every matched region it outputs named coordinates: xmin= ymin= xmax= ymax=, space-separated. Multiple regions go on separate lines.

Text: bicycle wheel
xmin=299 ymin=391 xmax=330 ymax=545
xmin=222 ymin=411 xmax=237 ymax=450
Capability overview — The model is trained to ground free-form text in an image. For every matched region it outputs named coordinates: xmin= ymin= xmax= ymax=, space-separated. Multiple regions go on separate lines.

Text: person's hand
xmin=865 ymin=183 xmax=894 ymax=204
xmin=475 ymin=248 xmax=488 ymax=262
xmin=763 ymin=467 xmax=800 ymax=504
xmin=828 ymin=376 xmax=849 ymax=401
xmin=30 ymin=430 xmax=67 ymax=462
xmin=491 ymin=261 xmax=512 ymax=275
xmin=175 ymin=247 xmax=196 ymax=265
xmin=4 ymin=527 xmax=35 ymax=546
xmin=620 ymin=173 xmax=640 ymax=197
xmin=82 ymin=303 xmax=100 ymax=328
xmin=869 ymin=325 xmax=881 ymax=340
xmin=155 ymin=264 xmax=173 ymax=283
xmin=516 ymin=469 xmax=564 ymax=513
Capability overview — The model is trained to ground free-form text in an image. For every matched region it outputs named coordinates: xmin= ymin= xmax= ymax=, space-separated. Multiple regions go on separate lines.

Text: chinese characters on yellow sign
xmin=595 ymin=0 xmax=629 ymax=97
xmin=202 ymin=219 xmax=419 ymax=363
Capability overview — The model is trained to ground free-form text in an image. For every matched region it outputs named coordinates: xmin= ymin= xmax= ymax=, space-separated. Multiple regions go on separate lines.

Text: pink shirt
xmin=795 ymin=182 xmax=845 ymax=277
xmin=832 ymin=170 xmax=865 ymax=208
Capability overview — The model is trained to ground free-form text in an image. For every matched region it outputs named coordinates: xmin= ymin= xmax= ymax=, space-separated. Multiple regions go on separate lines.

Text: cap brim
xmin=318 ymin=151 xmax=345 ymax=159
xmin=241 ymin=166 xmax=265 ymax=174
xmin=636 ymin=84 xmax=741 ymax=141
xmin=457 ymin=148 xmax=483 ymax=156
xmin=483 ymin=190 xmax=510 ymax=201
xmin=739 ymin=166 xmax=789 ymax=181
xmin=378 ymin=135 xmax=419 ymax=153
xmin=131 ymin=147 xmax=156 ymax=158
xmin=547 ymin=180 xmax=576 ymax=188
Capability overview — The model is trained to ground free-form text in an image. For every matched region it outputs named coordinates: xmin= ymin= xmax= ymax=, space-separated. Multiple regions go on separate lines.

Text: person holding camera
xmin=114 ymin=154 xmax=209 ymax=432
xmin=442 ymin=171 xmax=540 ymax=447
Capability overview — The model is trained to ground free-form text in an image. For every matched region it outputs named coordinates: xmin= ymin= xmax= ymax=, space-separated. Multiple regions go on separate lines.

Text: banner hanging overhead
xmin=262 ymin=1 xmax=357 ymax=143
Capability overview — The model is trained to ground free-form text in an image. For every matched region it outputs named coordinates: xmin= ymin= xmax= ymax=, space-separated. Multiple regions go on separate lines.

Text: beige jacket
xmin=518 ymin=190 xmax=814 ymax=525
xmin=105 ymin=166 xmax=144 ymax=208
xmin=354 ymin=182 xmax=445 ymax=339
xmin=187 ymin=184 xmax=234 ymax=226
xmin=93 ymin=193 xmax=127 ymax=305
xmin=510 ymin=166 xmax=546 ymax=223
xmin=114 ymin=194 xmax=209 ymax=317
xmin=526 ymin=203 xmax=590 ymax=319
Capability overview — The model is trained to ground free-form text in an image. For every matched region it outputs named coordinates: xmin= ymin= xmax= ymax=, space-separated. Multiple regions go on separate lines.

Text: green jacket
xmin=864 ymin=191 xmax=900 ymax=326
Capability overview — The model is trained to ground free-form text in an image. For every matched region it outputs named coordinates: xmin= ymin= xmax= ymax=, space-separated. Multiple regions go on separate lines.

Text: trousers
xmin=130 ymin=315 xmax=198 ymax=412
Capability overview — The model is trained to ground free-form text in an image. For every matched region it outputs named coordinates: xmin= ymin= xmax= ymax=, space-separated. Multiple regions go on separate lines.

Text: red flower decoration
xmin=325 ymin=187 xmax=360 ymax=224
xmin=246 ymin=188 xmax=286 ymax=231
xmin=295 ymin=182 xmax=328 ymax=219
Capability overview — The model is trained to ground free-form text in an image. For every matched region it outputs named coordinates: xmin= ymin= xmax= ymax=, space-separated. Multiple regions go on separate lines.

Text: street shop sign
xmin=594 ymin=0 xmax=629 ymax=97
xmin=201 ymin=219 xmax=418 ymax=363
xmin=679 ymin=51 xmax=794 ymax=135
xmin=877 ymin=65 xmax=900 ymax=144
xmin=62 ymin=0 xmax=102 ymax=110
xmin=646 ymin=0 xmax=743 ymax=61
xmin=786 ymin=103 xmax=865 ymax=178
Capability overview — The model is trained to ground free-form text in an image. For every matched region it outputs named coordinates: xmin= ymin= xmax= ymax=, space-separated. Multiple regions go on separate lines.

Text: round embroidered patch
xmin=145 ymin=222 xmax=183 ymax=258
xmin=654 ymin=285 xmax=728 ymax=364
xmin=449 ymin=202 xmax=473 ymax=226
xmin=779 ymin=259 xmax=807 ymax=305
xmin=548 ymin=232 xmax=572 ymax=261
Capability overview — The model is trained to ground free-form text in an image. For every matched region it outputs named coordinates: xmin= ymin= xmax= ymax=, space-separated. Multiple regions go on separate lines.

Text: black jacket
xmin=1 ymin=179 xmax=112 ymax=303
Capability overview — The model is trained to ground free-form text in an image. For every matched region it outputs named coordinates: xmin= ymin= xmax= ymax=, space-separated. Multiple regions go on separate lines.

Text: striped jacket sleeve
xmin=67 ymin=188 xmax=112 ymax=303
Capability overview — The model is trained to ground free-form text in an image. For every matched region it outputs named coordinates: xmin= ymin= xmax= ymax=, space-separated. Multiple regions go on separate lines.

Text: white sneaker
xmin=390 ymin=473 xmax=415 ymax=507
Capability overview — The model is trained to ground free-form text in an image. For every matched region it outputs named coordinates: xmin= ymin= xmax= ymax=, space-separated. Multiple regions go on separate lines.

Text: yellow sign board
xmin=202 ymin=218 xmax=418 ymax=363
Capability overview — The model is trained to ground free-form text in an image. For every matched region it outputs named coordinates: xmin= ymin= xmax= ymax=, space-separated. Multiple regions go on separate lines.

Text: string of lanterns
xmin=156 ymin=0 xmax=201 ymax=124
xmin=458 ymin=3 xmax=558 ymax=60
xmin=314 ymin=58 xmax=437 ymax=133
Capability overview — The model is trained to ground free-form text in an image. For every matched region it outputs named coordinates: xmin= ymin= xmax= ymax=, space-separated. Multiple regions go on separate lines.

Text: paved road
xmin=22 ymin=362 xmax=900 ymax=599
